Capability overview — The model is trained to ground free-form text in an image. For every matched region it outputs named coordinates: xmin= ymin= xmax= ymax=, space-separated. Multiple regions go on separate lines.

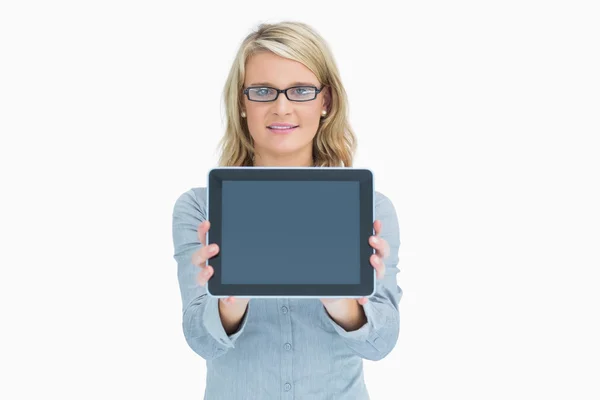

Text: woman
xmin=172 ymin=21 xmax=402 ymax=400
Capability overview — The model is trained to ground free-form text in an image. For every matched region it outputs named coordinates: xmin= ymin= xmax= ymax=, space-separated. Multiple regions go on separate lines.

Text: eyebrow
xmin=247 ymin=81 xmax=318 ymax=87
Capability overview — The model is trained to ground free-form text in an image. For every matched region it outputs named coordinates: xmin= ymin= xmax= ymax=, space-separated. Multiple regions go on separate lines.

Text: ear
xmin=322 ymin=86 xmax=332 ymax=113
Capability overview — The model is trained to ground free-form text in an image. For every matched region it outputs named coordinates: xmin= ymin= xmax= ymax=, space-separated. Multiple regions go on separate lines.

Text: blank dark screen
xmin=221 ymin=180 xmax=360 ymax=284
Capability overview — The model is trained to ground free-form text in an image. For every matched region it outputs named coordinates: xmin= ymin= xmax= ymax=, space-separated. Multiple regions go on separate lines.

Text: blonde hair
xmin=216 ymin=21 xmax=357 ymax=167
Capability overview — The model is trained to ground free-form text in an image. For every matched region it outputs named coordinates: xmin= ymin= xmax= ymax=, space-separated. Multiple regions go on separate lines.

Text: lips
xmin=267 ymin=125 xmax=298 ymax=133
xmin=267 ymin=124 xmax=299 ymax=129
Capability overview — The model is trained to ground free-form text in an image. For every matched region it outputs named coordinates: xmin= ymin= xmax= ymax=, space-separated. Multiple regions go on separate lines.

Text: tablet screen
xmin=221 ymin=180 xmax=360 ymax=284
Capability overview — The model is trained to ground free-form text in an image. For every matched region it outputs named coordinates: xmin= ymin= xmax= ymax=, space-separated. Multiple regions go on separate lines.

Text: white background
xmin=1 ymin=0 xmax=599 ymax=399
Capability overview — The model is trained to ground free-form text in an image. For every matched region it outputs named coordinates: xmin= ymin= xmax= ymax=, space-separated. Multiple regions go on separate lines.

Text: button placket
xmin=278 ymin=298 xmax=294 ymax=397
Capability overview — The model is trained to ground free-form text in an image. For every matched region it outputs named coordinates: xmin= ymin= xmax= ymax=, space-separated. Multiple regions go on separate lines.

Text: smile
xmin=267 ymin=126 xmax=298 ymax=133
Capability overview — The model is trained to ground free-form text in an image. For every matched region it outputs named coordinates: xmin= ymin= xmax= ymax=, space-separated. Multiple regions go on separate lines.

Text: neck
xmin=253 ymin=153 xmax=314 ymax=168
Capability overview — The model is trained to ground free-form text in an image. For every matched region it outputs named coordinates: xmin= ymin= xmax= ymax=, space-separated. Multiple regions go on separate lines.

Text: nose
xmin=272 ymin=92 xmax=293 ymax=116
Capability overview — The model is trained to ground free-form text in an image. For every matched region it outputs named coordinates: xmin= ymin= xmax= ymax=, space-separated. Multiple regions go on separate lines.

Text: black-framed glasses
xmin=243 ymin=85 xmax=324 ymax=102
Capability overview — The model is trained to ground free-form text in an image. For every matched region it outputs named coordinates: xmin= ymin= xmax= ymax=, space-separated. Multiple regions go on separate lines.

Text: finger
xmin=384 ymin=240 xmax=390 ymax=259
xmin=369 ymin=235 xmax=385 ymax=254
xmin=197 ymin=220 xmax=210 ymax=246
xmin=220 ymin=296 xmax=236 ymax=305
xmin=370 ymin=254 xmax=385 ymax=279
xmin=373 ymin=219 xmax=382 ymax=236
xmin=358 ymin=297 xmax=369 ymax=305
xmin=196 ymin=265 xmax=214 ymax=286
xmin=370 ymin=235 xmax=390 ymax=259
xmin=192 ymin=243 xmax=219 ymax=267
xmin=191 ymin=248 xmax=206 ymax=268
xmin=378 ymin=259 xmax=386 ymax=279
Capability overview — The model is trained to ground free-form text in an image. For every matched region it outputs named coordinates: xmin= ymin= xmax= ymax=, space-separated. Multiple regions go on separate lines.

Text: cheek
xmin=299 ymin=109 xmax=321 ymax=128
xmin=245 ymin=110 xmax=267 ymax=137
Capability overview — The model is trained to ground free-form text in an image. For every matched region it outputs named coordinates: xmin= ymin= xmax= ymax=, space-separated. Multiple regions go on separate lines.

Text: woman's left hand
xmin=320 ymin=219 xmax=390 ymax=308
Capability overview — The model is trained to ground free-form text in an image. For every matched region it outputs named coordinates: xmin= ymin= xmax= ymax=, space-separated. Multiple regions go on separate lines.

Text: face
xmin=242 ymin=51 xmax=330 ymax=167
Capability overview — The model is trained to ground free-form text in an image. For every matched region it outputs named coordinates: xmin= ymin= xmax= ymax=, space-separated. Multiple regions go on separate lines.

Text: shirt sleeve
xmin=325 ymin=192 xmax=403 ymax=361
xmin=172 ymin=188 xmax=250 ymax=360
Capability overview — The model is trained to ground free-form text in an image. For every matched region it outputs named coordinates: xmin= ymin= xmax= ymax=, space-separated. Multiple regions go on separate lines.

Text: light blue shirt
xmin=172 ymin=186 xmax=402 ymax=400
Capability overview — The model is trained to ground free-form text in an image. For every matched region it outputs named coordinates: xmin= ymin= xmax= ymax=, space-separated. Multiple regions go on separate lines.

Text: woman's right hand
xmin=193 ymin=220 xmax=249 ymax=308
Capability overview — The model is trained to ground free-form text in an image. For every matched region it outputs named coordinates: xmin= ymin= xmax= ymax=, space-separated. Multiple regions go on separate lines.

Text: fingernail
xmin=209 ymin=244 xmax=217 ymax=252
xmin=372 ymin=237 xmax=378 ymax=244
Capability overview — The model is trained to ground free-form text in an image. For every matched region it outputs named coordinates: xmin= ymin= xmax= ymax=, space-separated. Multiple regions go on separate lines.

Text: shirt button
xmin=281 ymin=306 xmax=288 ymax=314
xmin=284 ymin=343 xmax=292 ymax=351
xmin=284 ymin=383 xmax=292 ymax=391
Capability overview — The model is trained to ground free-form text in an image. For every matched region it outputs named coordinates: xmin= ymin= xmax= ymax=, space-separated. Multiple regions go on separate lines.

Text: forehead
xmin=245 ymin=51 xmax=319 ymax=87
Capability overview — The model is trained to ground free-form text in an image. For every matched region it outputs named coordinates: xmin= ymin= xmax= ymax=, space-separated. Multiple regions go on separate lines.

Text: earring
xmin=321 ymin=110 xmax=327 ymax=117
xmin=241 ymin=111 xmax=246 ymax=118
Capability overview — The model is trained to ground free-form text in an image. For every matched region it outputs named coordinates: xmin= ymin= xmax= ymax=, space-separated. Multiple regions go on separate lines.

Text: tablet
xmin=206 ymin=167 xmax=375 ymax=298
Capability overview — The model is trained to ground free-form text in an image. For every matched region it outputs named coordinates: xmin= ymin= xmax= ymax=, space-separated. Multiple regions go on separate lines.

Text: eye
xmin=294 ymin=87 xmax=309 ymax=95
xmin=255 ymin=88 xmax=273 ymax=97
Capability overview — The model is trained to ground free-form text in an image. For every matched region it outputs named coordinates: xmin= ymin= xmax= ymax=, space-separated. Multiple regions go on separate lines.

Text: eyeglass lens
xmin=247 ymin=86 xmax=317 ymax=101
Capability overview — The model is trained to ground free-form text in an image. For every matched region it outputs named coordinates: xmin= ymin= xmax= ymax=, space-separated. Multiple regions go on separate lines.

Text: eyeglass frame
xmin=242 ymin=85 xmax=325 ymax=102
